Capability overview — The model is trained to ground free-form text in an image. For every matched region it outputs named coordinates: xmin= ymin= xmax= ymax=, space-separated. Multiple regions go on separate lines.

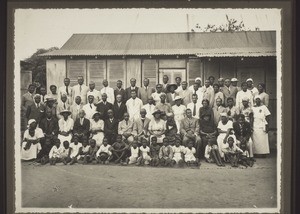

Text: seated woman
xmin=21 ymin=119 xmax=44 ymax=161
xmin=199 ymin=113 xmax=218 ymax=159
xmin=148 ymin=109 xmax=166 ymax=145
xmin=90 ymin=112 xmax=105 ymax=147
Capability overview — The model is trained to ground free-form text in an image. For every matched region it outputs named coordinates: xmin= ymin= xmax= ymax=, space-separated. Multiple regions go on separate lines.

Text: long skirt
xmin=92 ymin=132 xmax=104 ymax=147
xmin=21 ymin=142 xmax=42 ymax=160
xmin=252 ymin=128 xmax=270 ymax=154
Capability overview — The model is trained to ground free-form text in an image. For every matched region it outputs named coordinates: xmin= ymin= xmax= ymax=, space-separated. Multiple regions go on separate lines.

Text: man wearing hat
xmin=156 ymin=93 xmax=173 ymax=116
xmin=231 ymin=77 xmax=241 ymax=92
xmin=222 ymin=78 xmax=238 ymax=107
xmin=246 ymin=78 xmax=259 ymax=95
xmin=166 ymin=83 xmax=178 ymax=106
xmin=139 ymin=78 xmax=155 ymax=105
xmin=56 ymin=93 xmax=71 ymax=120
xmin=133 ymin=109 xmax=150 ymax=142
xmin=58 ymin=109 xmax=74 ymax=144
xmin=82 ymin=95 xmax=97 ymax=120
xmin=189 ymin=81 xmax=203 ymax=105
xmin=172 ymin=96 xmax=186 ymax=133
xmin=179 ymin=81 xmax=193 ymax=106
xmin=142 ymin=96 xmax=156 ymax=120
xmin=72 ymin=76 xmax=89 ymax=104
xmin=58 ymin=78 xmax=73 ymax=106
xmin=236 ymin=82 xmax=254 ymax=110
xmin=73 ymin=109 xmax=90 ymax=142
xmin=26 ymin=94 xmax=46 ymax=125
xmin=87 ymin=81 xmax=101 ymax=104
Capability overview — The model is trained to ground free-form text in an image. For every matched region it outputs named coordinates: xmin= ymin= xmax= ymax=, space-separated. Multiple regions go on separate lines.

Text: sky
xmin=14 ymin=8 xmax=281 ymax=61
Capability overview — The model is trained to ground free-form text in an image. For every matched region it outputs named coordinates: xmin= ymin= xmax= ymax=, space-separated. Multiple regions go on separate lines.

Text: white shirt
xmin=187 ymin=101 xmax=202 ymax=119
xmin=58 ymin=118 xmax=74 ymax=132
xmin=58 ymin=85 xmax=73 ymax=105
xmin=175 ymin=85 xmax=183 ymax=93
xmin=82 ymin=103 xmax=97 ymax=119
xmin=49 ymin=145 xmax=61 ymax=158
xmin=72 ymin=84 xmax=89 ymax=105
xmin=236 ymin=90 xmax=254 ymax=110
xmin=140 ymin=146 xmax=150 ymax=158
xmin=69 ymin=142 xmax=83 ymax=158
xmin=130 ymin=147 xmax=140 ymax=158
xmin=189 ymin=88 xmax=204 ymax=104
xmin=142 ymin=103 xmax=155 ymax=120
xmin=248 ymin=87 xmax=259 ymax=96
xmin=151 ymin=92 xmax=162 ymax=104
xmin=96 ymin=144 xmax=112 ymax=156
xmin=100 ymin=86 xmax=115 ymax=104
xmin=126 ymin=97 xmax=143 ymax=120
xmin=87 ymin=89 xmax=101 ymax=104
xmin=217 ymin=120 xmax=233 ymax=134
xmin=172 ymin=105 xmax=186 ymax=121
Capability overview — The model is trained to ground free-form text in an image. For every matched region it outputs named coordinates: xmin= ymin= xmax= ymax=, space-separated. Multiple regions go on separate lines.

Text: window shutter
xmin=142 ymin=59 xmax=158 ymax=88
xmin=66 ymin=60 xmax=87 ymax=86
xmin=87 ymin=60 xmax=106 ymax=90
xmin=107 ymin=60 xmax=126 ymax=89
xmin=188 ymin=59 xmax=201 ymax=86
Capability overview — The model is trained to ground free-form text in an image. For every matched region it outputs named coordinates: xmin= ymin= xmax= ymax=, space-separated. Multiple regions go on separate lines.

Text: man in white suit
xmin=72 ymin=76 xmax=89 ymax=105
xmin=58 ymin=78 xmax=73 ymax=105
xmin=82 ymin=95 xmax=97 ymax=120
xmin=126 ymin=90 xmax=143 ymax=120
xmin=100 ymin=79 xmax=115 ymax=104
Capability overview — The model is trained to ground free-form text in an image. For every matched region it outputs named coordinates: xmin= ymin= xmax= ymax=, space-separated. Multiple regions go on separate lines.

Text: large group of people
xmin=21 ymin=74 xmax=271 ymax=168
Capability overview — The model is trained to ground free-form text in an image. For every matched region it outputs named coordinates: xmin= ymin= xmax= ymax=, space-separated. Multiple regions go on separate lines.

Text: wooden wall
xmin=46 ymin=59 xmax=66 ymax=92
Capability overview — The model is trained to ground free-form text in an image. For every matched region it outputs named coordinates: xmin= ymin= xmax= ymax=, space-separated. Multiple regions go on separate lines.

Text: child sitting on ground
xmin=171 ymin=140 xmax=185 ymax=167
xmin=204 ymin=139 xmax=225 ymax=167
xmin=137 ymin=138 xmax=151 ymax=166
xmin=110 ymin=134 xmax=129 ymax=164
xmin=222 ymin=136 xmax=243 ymax=167
xmin=239 ymin=143 xmax=253 ymax=167
xmin=149 ymin=136 xmax=160 ymax=167
xmin=184 ymin=141 xmax=199 ymax=167
xmin=96 ymin=138 xmax=112 ymax=164
xmin=77 ymin=139 xmax=90 ymax=163
xmin=127 ymin=141 xmax=140 ymax=165
xmin=159 ymin=137 xmax=174 ymax=167
xmin=68 ymin=135 xmax=83 ymax=165
xmin=84 ymin=139 xmax=98 ymax=164
xmin=48 ymin=139 xmax=61 ymax=165
xmin=59 ymin=141 xmax=72 ymax=165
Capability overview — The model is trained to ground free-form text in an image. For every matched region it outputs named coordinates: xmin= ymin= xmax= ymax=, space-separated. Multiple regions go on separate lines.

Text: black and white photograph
xmin=14 ymin=8 xmax=282 ymax=213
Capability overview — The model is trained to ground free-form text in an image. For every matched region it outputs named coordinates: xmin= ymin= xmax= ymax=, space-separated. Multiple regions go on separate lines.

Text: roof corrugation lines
xmin=40 ymin=31 xmax=276 ymax=57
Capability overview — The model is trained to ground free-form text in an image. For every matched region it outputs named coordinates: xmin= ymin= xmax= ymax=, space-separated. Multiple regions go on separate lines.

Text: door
xmin=159 ymin=69 xmax=186 ymax=84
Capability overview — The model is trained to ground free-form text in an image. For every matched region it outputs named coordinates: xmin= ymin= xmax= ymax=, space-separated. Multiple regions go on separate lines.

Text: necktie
xmin=126 ymin=121 xmax=128 ymax=125
xmin=145 ymin=87 xmax=147 ymax=92
xmin=193 ymin=103 xmax=196 ymax=116
xmin=90 ymin=104 xmax=92 ymax=109
xmin=64 ymin=103 xmax=66 ymax=109
xmin=66 ymin=86 xmax=69 ymax=95
xmin=80 ymin=85 xmax=82 ymax=93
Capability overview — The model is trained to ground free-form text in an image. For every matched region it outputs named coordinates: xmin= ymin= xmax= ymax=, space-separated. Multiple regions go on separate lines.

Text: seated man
xmin=73 ymin=109 xmax=90 ymax=142
xmin=180 ymin=109 xmax=201 ymax=158
xmin=95 ymin=93 xmax=113 ymax=121
xmin=104 ymin=109 xmax=119 ymax=145
xmin=39 ymin=109 xmax=59 ymax=141
xmin=132 ymin=109 xmax=150 ymax=144
xmin=233 ymin=114 xmax=254 ymax=160
xmin=118 ymin=113 xmax=134 ymax=145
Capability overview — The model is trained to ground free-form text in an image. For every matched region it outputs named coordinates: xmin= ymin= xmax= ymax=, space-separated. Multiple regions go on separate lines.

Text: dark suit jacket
xmin=114 ymin=88 xmax=126 ymax=103
xmin=139 ymin=87 xmax=155 ymax=105
xmin=112 ymin=102 xmax=127 ymax=121
xmin=104 ymin=118 xmax=119 ymax=136
xmin=95 ymin=102 xmax=113 ymax=120
xmin=233 ymin=121 xmax=252 ymax=140
xmin=73 ymin=118 xmax=90 ymax=136
xmin=39 ymin=117 xmax=59 ymax=136
xmin=26 ymin=103 xmax=46 ymax=123
xmin=165 ymin=120 xmax=178 ymax=137
xmin=125 ymin=87 xmax=139 ymax=101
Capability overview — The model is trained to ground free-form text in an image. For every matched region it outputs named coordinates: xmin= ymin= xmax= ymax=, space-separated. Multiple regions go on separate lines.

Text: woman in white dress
xmin=148 ymin=109 xmax=166 ymax=144
xmin=90 ymin=112 xmax=105 ymax=147
xmin=252 ymin=95 xmax=271 ymax=157
xmin=21 ymin=119 xmax=44 ymax=160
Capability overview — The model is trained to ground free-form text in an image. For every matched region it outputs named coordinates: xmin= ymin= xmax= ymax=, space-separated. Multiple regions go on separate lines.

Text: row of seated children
xmin=41 ymin=134 xmax=199 ymax=167
xmin=204 ymin=136 xmax=253 ymax=167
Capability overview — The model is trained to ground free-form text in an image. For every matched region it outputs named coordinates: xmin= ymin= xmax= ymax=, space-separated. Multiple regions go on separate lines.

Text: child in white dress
xmin=128 ymin=141 xmax=140 ymax=165
xmin=49 ymin=139 xmax=61 ymax=165
xmin=96 ymin=138 xmax=112 ymax=164
xmin=69 ymin=135 xmax=83 ymax=165
xmin=77 ymin=139 xmax=90 ymax=162
xmin=184 ymin=141 xmax=198 ymax=166
xmin=59 ymin=141 xmax=71 ymax=164
xmin=138 ymin=139 xmax=151 ymax=165
xmin=172 ymin=140 xmax=185 ymax=167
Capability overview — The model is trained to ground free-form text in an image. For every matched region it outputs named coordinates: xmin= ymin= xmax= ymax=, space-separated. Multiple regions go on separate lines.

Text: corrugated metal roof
xmin=40 ymin=31 xmax=276 ymax=57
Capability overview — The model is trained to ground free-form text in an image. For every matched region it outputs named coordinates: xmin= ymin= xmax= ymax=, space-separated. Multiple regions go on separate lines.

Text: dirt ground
xmin=21 ymin=152 xmax=277 ymax=209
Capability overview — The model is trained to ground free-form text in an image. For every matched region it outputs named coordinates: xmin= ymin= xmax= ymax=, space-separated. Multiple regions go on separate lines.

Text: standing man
xmin=179 ymin=81 xmax=193 ymax=106
xmin=82 ymin=95 xmax=97 ymax=120
xmin=114 ymin=80 xmax=126 ymax=103
xmin=87 ymin=81 xmax=101 ymax=104
xmin=26 ymin=94 xmax=46 ymax=124
xmin=125 ymin=78 xmax=140 ymax=101
xmin=208 ymin=76 xmax=215 ymax=87
xmin=69 ymin=96 xmax=83 ymax=121
xmin=187 ymin=94 xmax=202 ymax=119
xmin=188 ymin=77 xmax=202 ymax=91
xmin=56 ymin=93 xmax=71 ymax=120
xmin=203 ymin=79 xmax=214 ymax=108
xmin=151 ymin=84 xmax=164 ymax=104
xmin=142 ymin=96 xmax=156 ymax=120
xmin=236 ymin=82 xmax=254 ymax=110
xmin=174 ymin=77 xmax=182 ymax=93
xmin=47 ymin=85 xmax=59 ymax=101
xmin=162 ymin=75 xmax=170 ymax=93
xmin=72 ymin=76 xmax=89 ymax=104
xmin=231 ymin=78 xmax=241 ymax=91
xmin=39 ymin=86 xmax=47 ymax=104
xmin=112 ymin=94 xmax=127 ymax=122
xmin=189 ymin=82 xmax=203 ymax=105
xmin=139 ymin=78 xmax=155 ymax=105
xmin=95 ymin=93 xmax=113 ymax=121
xmin=126 ymin=90 xmax=143 ymax=120
xmin=156 ymin=93 xmax=173 ymax=115
xmin=100 ymin=79 xmax=115 ymax=104
xmin=58 ymin=78 xmax=73 ymax=105
xmin=222 ymin=78 xmax=238 ymax=107
xmin=246 ymin=78 xmax=259 ymax=96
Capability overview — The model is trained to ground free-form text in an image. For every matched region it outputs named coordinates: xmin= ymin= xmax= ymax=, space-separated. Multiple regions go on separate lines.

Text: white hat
xmin=220 ymin=112 xmax=227 ymax=117
xmin=246 ymin=78 xmax=253 ymax=82
xmin=218 ymin=77 xmax=224 ymax=81
xmin=231 ymin=78 xmax=238 ymax=82
xmin=174 ymin=96 xmax=182 ymax=101
xmin=27 ymin=119 xmax=36 ymax=126
xmin=195 ymin=77 xmax=202 ymax=82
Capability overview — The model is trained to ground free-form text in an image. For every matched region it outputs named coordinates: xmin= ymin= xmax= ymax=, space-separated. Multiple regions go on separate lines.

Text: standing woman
xmin=21 ymin=119 xmax=44 ymax=161
xmin=252 ymin=95 xmax=271 ymax=158
xmin=148 ymin=109 xmax=166 ymax=145
xmin=257 ymin=83 xmax=269 ymax=108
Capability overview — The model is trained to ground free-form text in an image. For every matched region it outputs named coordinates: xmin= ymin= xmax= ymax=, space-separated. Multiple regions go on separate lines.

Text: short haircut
xmin=117 ymin=80 xmax=122 ymax=83
xmin=241 ymin=82 xmax=247 ymax=86
xmin=208 ymin=76 xmax=215 ymax=80
xmin=28 ymin=84 xmax=36 ymax=89
xmin=227 ymin=97 xmax=234 ymax=102
xmin=50 ymin=85 xmax=57 ymax=89
xmin=202 ymin=99 xmax=209 ymax=105
xmin=213 ymin=83 xmax=220 ymax=88
xmin=192 ymin=94 xmax=198 ymax=98
xmin=175 ymin=77 xmax=181 ymax=81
